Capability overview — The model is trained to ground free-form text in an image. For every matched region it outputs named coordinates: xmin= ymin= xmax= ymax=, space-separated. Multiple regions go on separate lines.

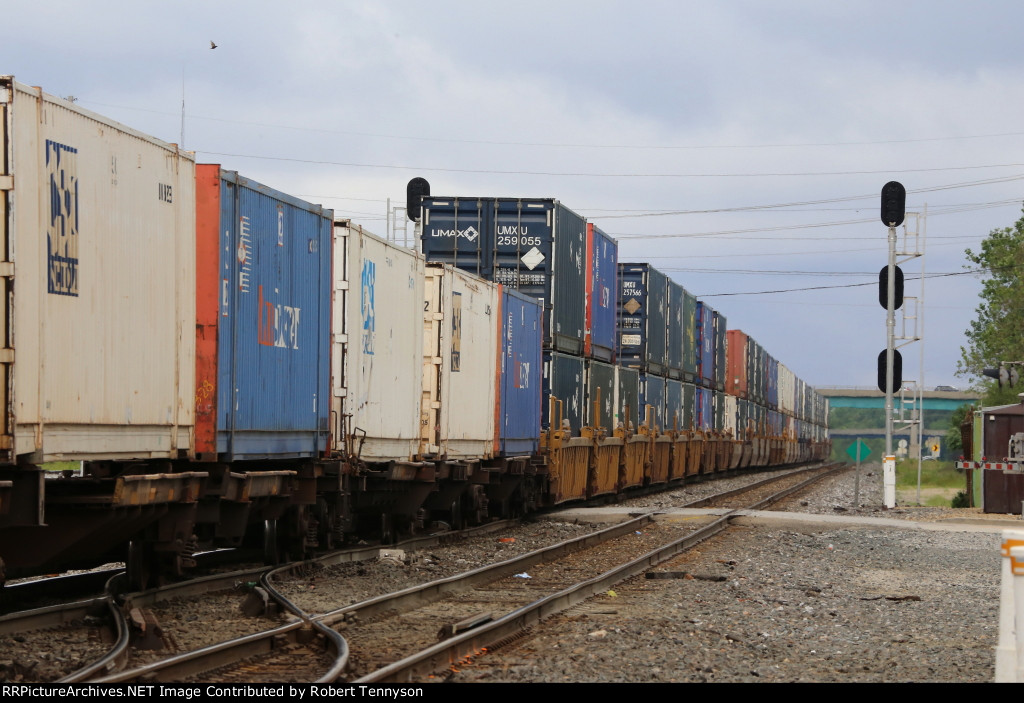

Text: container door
xmin=492 ymin=200 xmax=559 ymax=349
xmin=549 ymin=204 xmax=586 ymax=354
xmin=667 ymin=281 xmax=683 ymax=379
xmin=585 ymin=360 xmax=616 ymax=433
xmin=585 ymin=225 xmax=617 ymax=362
xmin=499 ymin=290 xmax=542 ymax=455
xmin=665 ymin=380 xmax=683 ymax=432
xmin=0 ymin=87 xmax=11 ymax=460
xmin=422 ymin=197 xmax=494 ymax=276
xmin=331 ymin=223 xmax=348 ymax=452
xmin=544 ymin=353 xmax=585 ymax=434
xmin=218 ymin=176 xmax=330 ymax=459
xmin=615 ymin=366 xmax=640 ymax=432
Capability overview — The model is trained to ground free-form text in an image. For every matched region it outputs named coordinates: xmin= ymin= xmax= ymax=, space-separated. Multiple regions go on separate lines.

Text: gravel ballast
xmin=443 ymin=464 xmax=1011 ymax=683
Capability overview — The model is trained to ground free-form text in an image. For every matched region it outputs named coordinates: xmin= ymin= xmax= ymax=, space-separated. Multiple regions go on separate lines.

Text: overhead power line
xmin=196 ymin=149 xmax=1024 ymax=179
xmin=585 ymin=180 xmax=1024 ymax=218
xmin=78 ymin=99 xmax=1024 ymax=151
xmin=697 ymin=268 xmax=990 ymax=298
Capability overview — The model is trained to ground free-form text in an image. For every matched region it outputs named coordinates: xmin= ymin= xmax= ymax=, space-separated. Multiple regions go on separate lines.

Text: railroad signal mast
xmin=879 ymin=182 xmax=925 ymax=508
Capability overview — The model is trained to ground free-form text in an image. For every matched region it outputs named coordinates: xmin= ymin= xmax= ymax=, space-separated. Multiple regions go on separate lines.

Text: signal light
xmin=878 ymin=265 xmax=904 ymax=310
xmin=406 ymin=177 xmax=430 ymax=222
xmin=881 ymin=181 xmax=906 ymax=227
xmin=877 ymin=349 xmax=903 ymax=393
xmin=983 ymin=365 xmax=1020 ymax=388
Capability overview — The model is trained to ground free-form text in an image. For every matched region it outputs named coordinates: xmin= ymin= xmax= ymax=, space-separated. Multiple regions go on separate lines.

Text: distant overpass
xmin=818 ymin=388 xmax=979 ymax=458
xmin=817 ymin=387 xmax=979 ymax=411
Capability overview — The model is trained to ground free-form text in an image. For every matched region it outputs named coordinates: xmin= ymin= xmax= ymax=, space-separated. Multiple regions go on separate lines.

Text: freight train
xmin=0 ymin=78 xmax=829 ymax=587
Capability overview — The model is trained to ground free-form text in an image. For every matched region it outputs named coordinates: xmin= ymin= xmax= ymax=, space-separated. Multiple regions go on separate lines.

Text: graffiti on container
xmin=195 ymin=379 xmax=214 ymax=411
xmin=45 ymin=140 xmax=79 ymax=296
xmin=361 ymin=260 xmax=375 ymax=355
xmin=513 ymin=354 xmax=530 ymax=389
xmin=237 ymin=216 xmax=252 ymax=293
xmin=451 ymin=292 xmax=461 ymax=372
xmin=257 ymin=285 xmax=301 ymax=349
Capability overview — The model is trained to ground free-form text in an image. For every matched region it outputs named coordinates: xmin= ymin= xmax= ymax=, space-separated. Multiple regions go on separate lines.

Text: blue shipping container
xmin=696 ymin=386 xmax=713 ymax=430
xmin=203 ymin=168 xmax=332 ymax=460
xmin=766 ymin=354 xmax=779 ymax=409
xmin=498 ymin=288 xmax=543 ymax=455
xmin=586 ymin=224 xmax=618 ymax=362
xmin=665 ymin=379 xmax=684 ymax=432
xmin=421 ymin=197 xmax=587 ymax=354
xmin=667 ymin=280 xmax=684 ymax=379
xmin=616 ymin=365 xmax=640 ymax=431
xmin=618 ymin=263 xmax=668 ymax=374
xmin=543 ymin=352 xmax=586 ymax=434
xmin=713 ymin=311 xmax=727 ymax=392
xmin=640 ymin=374 xmax=666 ymax=432
xmin=585 ymin=359 xmax=617 ymax=433
xmin=696 ymin=301 xmax=715 ymax=389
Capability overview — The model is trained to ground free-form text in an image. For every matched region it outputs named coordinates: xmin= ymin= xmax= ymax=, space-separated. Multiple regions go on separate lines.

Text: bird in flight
xmin=210 ymin=41 xmax=218 ymax=49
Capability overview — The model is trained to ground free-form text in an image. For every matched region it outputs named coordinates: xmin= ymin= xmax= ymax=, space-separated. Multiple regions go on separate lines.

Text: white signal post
xmin=883 ymin=220 xmax=898 ymax=509
xmin=879 ymin=181 xmax=916 ymax=510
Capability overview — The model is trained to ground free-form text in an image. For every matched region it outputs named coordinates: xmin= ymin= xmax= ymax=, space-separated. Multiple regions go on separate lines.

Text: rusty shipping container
xmin=0 ymin=78 xmax=196 ymax=464
xmin=726 ymin=329 xmax=749 ymax=398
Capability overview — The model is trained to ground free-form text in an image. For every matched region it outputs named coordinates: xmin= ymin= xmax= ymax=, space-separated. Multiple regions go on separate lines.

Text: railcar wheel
xmin=380 ymin=514 xmax=394 ymax=544
xmin=263 ymin=519 xmax=281 ymax=565
xmin=450 ymin=500 xmax=464 ymax=531
xmin=315 ymin=498 xmax=335 ymax=551
xmin=127 ymin=539 xmax=153 ymax=591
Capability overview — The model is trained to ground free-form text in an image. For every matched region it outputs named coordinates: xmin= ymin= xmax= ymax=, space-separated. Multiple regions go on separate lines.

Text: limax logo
xmin=430 ymin=226 xmax=479 ymax=242
xmin=361 ymin=260 xmax=376 ymax=355
xmin=46 ymin=140 xmax=79 ymax=296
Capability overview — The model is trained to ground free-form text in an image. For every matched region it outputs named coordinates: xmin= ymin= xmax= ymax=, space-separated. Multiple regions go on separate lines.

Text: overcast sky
xmin=8 ymin=0 xmax=1024 ymax=391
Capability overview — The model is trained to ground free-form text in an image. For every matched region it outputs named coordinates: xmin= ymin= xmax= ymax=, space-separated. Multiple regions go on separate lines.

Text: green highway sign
xmin=847 ymin=439 xmax=871 ymax=462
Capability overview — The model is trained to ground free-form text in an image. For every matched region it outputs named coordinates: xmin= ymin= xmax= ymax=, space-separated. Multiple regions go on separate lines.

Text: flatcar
xmin=0 ymin=78 xmax=829 ymax=586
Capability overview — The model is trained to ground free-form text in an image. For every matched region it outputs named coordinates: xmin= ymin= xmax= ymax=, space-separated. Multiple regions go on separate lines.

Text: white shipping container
xmin=721 ymin=394 xmax=737 ymax=434
xmin=2 ymin=78 xmax=196 ymax=462
xmin=778 ymin=363 xmax=796 ymax=417
xmin=334 ymin=222 xmax=424 ymax=462
xmin=421 ymin=264 xmax=498 ymax=459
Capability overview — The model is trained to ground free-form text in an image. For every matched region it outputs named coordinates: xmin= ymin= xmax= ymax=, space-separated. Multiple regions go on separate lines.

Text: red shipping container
xmin=727 ymin=329 xmax=749 ymax=399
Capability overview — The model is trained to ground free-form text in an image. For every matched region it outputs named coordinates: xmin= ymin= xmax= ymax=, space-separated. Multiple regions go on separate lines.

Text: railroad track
xmin=1 ymin=464 xmax=843 ymax=683
xmin=0 ymin=584 xmax=128 ymax=682
xmin=345 ymin=462 xmax=845 ymax=683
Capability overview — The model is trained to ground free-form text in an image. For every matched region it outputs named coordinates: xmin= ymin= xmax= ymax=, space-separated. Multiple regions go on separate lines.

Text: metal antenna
xmin=180 ymin=65 xmax=185 ymax=148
